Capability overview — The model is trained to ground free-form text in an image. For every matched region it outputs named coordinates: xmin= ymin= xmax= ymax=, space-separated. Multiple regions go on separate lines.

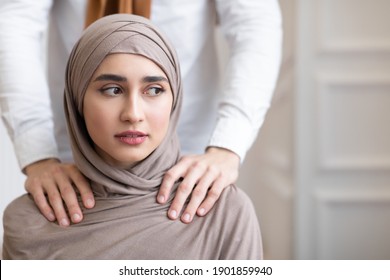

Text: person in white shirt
xmin=0 ymin=0 xmax=282 ymax=226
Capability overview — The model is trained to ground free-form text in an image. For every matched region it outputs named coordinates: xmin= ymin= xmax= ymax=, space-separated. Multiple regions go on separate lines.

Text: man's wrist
xmin=206 ymin=146 xmax=240 ymax=161
xmin=24 ymin=158 xmax=60 ymax=175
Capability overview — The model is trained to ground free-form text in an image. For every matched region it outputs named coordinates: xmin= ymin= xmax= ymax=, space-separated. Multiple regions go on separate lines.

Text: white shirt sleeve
xmin=210 ymin=0 xmax=282 ymax=161
xmin=0 ymin=0 xmax=58 ymax=170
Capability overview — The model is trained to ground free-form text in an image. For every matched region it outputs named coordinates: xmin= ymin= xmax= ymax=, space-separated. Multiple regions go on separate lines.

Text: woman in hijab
xmin=3 ymin=14 xmax=262 ymax=260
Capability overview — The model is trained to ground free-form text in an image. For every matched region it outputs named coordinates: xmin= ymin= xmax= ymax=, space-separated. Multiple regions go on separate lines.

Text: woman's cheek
xmin=147 ymin=98 xmax=172 ymax=130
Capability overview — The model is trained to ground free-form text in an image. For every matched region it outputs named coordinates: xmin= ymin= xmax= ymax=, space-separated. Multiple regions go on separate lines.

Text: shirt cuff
xmin=13 ymin=127 xmax=59 ymax=172
xmin=208 ymin=117 xmax=259 ymax=163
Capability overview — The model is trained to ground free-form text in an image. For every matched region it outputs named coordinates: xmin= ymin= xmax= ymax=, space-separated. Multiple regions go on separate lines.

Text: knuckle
xmin=46 ymin=190 xmax=61 ymax=202
xmin=40 ymin=204 xmax=52 ymax=215
xmin=41 ymin=170 xmax=53 ymax=180
xmin=50 ymin=165 xmax=63 ymax=175
xmin=191 ymin=161 xmax=206 ymax=171
xmin=78 ymin=184 xmax=92 ymax=194
xmin=207 ymin=189 xmax=221 ymax=200
xmin=191 ymin=187 xmax=204 ymax=198
xmin=66 ymin=202 xmax=80 ymax=213
xmin=68 ymin=165 xmax=81 ymax=177
xmin=32 ymin=193 xmax=46 ymax=205
xmin=31 ymin=176 xmax=42 ymax=186
xmin=164 ymin=170 xmax=176 ymax=182
xmin=60 ymin=184 xmax=74 ymax=196
xmin=74 ymin=172 xmax=87 ymax=183
xmin=73 ymin=176 xmax=90 ymax=190
xmin=207 ymin=165 xmax=220 ymax=177
xmin=66 ymin=163 xmax=76 ymax=171
xmin=178 ymin=183 xmax=191 ymax=193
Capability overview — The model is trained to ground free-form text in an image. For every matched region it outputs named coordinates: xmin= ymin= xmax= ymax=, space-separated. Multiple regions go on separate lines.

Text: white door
xmin=295 ymin=0 xmax=390 ymax=259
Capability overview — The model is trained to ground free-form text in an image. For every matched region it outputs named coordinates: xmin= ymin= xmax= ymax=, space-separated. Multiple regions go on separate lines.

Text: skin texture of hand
xmin=24 ymin=158 xmax=95 ymax=227
xmin=157 ymin=147 xmax=240 ymax=224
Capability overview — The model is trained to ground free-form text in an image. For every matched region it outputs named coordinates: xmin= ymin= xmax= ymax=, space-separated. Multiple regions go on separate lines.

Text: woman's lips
xmin=115 ymin=131 xmax=148 ymax=145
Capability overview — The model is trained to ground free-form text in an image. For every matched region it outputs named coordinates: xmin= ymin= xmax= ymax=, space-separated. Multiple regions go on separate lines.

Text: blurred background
xmin=1 ymin=0 xmax=390 ymax=259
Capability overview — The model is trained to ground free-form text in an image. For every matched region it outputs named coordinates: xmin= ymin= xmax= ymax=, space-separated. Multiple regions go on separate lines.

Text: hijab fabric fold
xmin=64 ymin=14 xmax=182 ymax=196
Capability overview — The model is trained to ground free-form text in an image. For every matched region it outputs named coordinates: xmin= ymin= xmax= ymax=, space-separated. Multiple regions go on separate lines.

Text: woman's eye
xmin=100 ymin=86 xmax=122 ymax=96
xmin=145 ymin=87 xmax=164 ymax=96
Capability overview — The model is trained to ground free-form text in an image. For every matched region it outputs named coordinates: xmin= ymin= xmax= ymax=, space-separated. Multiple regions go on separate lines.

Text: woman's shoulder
xmin=4 ymin=194 xmax=34 ymax=213
xmin=208 ymin=185 xmax=262 ymax=259
xmin=219 ymin=184 xmax=256 ymax=213
xmin=209 ymin=184 xmax=259 ymax=227
xmin=3 ymin=194 xmax=48 ymax=232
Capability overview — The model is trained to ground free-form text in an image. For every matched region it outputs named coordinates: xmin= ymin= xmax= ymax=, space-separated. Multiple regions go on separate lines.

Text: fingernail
xmin=47 ymin=212 xmax=55 ymax=221
xmin=60 ymin=218 xmax=69 ymax=227
xmin=183 ymin=213 xmax=191 ymax=222
xmin=198 ymin=208 xmax=205 ymax=216
xmin=169 ymin=210 xmax=177 ymax=219
xmin=72 ymin=213 xmax=81 ymax=222
xmin=86 ymin=199 xmax=94 ymax=208
xmin=157 ymin=195 xmax=165 ymax=203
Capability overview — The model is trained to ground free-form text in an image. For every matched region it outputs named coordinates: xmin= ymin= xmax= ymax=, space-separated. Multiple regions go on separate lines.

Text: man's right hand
xmin=24 ymin=158 xmax=95 ymax=227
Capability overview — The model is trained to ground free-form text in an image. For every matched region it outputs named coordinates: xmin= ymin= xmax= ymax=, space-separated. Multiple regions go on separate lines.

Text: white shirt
xmin=0 ymin=0 xmax=282 ymax=170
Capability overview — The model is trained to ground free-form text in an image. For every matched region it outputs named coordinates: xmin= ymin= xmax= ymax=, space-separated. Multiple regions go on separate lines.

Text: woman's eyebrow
xmin=142 ymin=76 xmax=168 ymax=83
xmin=93 ymin=74 xmax=127 ymax=82
xmin=93 ymin=74 xmax=168 ymax=83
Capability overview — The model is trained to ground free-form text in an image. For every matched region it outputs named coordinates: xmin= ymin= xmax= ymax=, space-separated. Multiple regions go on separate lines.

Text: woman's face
xmin=83 ymin=54 xmax=173 ymax=169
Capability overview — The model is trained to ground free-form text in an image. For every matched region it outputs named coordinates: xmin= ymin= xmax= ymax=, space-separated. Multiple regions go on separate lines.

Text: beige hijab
xmin=64 ymin=13 xmax=182 ymax=197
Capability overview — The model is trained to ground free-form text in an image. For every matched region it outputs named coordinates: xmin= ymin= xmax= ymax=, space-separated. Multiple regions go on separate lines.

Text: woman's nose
xmin=120 ymin=93 xmax=144 ymax=123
